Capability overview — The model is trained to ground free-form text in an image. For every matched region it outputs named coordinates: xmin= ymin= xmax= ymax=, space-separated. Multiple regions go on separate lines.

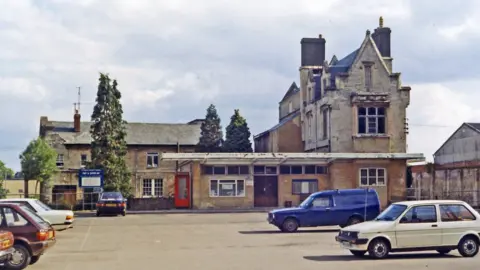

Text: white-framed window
xmin=359 ymin=168 xmax=386 ymax=186
xmin=146 ymin=152 xmax=159 ymax=168
xmin=56 ymin=154 xmax=64 ymax=168
xmin=210 ymin=180 xmax=245 ymax=197
xmin=358 ymin=107 xmax=386 ymax=134
xmin=142 ymin=179 xmax=163 ymax=197
xmin=292 ymin=180 xmax=318 ymax=195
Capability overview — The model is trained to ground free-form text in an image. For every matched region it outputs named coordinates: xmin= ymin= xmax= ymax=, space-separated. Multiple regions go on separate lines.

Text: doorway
xmin=174 ymin=173 xmax=190 ymax=208
xmin=253 ymin=176 xmax=278 ymax=207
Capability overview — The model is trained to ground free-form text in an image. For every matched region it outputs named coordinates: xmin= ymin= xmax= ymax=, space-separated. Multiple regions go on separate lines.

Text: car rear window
xmin=101 ymin=193 xmax=123 ymax=200
xmin=19 ymin=205 xmax=49 ymax=225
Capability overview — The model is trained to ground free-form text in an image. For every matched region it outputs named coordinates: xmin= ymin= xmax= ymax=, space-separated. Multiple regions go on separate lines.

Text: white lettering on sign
xmin=81 ymin=177 xmax=101 ymax=187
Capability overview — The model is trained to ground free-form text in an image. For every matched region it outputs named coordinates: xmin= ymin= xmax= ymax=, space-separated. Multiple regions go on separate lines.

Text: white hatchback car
xmin=336 ymin=200 xmax=480 ymax=259
xmin=0 ymin=198 xmax=74 ymax=226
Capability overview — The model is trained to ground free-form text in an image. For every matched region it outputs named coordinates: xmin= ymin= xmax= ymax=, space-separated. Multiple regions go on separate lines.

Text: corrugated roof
xmin=46 ymin=121 xmax=201 ymax=145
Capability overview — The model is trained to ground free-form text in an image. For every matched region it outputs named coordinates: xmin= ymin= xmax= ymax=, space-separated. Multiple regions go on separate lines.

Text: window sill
xmin=353 ymin=134 xmax=390 ymax=139
xmin=146 ymin=165 xmax=159 ymax=169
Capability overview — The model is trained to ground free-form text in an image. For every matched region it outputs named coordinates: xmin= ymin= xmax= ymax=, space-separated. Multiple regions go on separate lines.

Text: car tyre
xmin=122 ymin=211 xmax=126 ymax=217
xmin=96 ymin=211 xmax=100 ymax=217
xmin=368 ymin=238 xmax=390 ymax=259
xmin=436 ymin=248 xmax=452 ymax=255
xmin=281 ymin=218 xmax=299 ymax=233
xmin=29 ymin=255 xmax=40 ymax=265
xmin=458 ymin=236 xmax=479 ymax=257
xmin=346 ymin=216 xmax=363 ymax=226
xmin=5 ymin=244 xmax=31 ymax=270
xmin=350 ymin=250 xmax=366 ymax=257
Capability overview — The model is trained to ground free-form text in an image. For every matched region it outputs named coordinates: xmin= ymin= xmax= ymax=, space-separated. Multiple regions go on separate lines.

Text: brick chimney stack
xmin=74 ymin=109 xmax=81 ymax=132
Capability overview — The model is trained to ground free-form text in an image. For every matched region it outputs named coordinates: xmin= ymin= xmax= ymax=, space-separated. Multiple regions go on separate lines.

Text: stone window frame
xmin=359 ymin=168 xmax=386 ymax=186
xmin=357 ymin=106 xmax=386 ymax=135
xmin=362 ymin=61 xmax=374 ymax=91
xmin=56 ymin=154 xmax=64 ymax=168
xmin=142 ymin=178 xmax=163 ymax=197
xmin=209 ymin=179 xmax=245 ymax=197
xmin=146 ymin=152 xmax=159 ymax=168
xmin=292 ymin=179 xmax=318 ymax=195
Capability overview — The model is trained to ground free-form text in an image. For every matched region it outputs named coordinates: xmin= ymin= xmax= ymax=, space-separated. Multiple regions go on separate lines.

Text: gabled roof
xmin=279 ymin=82 xmax=299 ymax=103
xmin=329 ymin=55 xmax=338 ymax=65
xmin=433 ymin=122 xmax=480 ymax=156
xmin=44 ymin=120 xmax=202 ymax=146
xmin=254 ymin=110 xmax=300 ymax=139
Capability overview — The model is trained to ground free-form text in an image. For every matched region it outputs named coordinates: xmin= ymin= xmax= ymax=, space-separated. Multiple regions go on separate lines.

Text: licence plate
xmin=341 ymin=241 xmax=351 ymax=248
xmin=106 ymin=204 xmax=116 ymax=207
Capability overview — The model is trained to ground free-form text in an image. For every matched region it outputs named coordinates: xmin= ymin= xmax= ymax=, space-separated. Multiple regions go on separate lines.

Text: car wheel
xmin=436 ymin=248 xmax=452 ymax=255
xmin=5 ymin=244 xmax=31 ymax=270
xmin=29 ymin=255 xmax=40 ymax=265
xmin=96 ymin=211 xmax=100 ymax=217
xmin=368 ymin=238 xmax=390 ymax=259
xmin=458 ymin=236 xmax=479 ymax=257
xmin=350 ymin=250 xmax=366 ymax=257
xmin=346 ymin=216 xmax=363 ymax=226
xmin=122 ymin=211 xmax=126 ymax=216
xmin=282 ymin=218 xmax=299 ymax=233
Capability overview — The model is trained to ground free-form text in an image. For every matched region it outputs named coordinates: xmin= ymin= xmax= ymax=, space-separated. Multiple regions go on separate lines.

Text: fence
xmin=4 ymin=192 xmax=175 ymax=211
xmin=409 ymin=166 xmax=480 ymax=208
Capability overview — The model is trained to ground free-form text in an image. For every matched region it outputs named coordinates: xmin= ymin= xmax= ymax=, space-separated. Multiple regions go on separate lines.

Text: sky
xmin=1 ymin=0 xmax=480 ymax=170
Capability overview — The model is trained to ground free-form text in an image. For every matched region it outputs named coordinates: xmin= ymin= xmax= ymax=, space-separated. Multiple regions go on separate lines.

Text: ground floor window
xmin=210 ymin=180 xmax=245 ymax=197
xmin=292 ymin=179 xmax=318 ymax=195
xmin=142 ymin=179 xmax=163 ymax=197
xmin=359 ymin=168 xmax=386 ymax=186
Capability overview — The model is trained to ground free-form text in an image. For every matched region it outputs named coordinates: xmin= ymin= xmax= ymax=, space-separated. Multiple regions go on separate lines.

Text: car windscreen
xmin=101 ymin=193 xmax=123 ymax=201
xmin=375 ymin=204 xmax=407 ymax=221
xmin=299 ymin=195 xmax=314 ymax=208
xmin=19 ymin=205 xmax=49 ymax=225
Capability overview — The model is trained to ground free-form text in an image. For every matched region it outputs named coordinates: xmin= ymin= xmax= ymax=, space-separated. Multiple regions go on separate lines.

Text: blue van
xmin=267 ymin=188 xmax=381 ymax=232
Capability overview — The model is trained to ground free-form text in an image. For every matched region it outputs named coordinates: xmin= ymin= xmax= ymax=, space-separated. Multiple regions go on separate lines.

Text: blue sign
xmin=79 ymin=169 xmax=104 ymax=188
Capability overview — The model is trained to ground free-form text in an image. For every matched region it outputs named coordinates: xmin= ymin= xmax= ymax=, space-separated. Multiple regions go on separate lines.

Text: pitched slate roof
xmin=329 ymin=48 xmax=360 ymax=76
xmin=254 ymin=110 xmax=300 ymax=139
xmin=46 ymin=120 xmax=202 ymax=146
xmin=465 ymin=122 xmax=480 ymax=132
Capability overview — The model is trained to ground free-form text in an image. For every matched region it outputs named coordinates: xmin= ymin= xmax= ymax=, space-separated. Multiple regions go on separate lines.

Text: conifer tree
xmin=196 ymin=104 xmax=224 ymax=152
xmin=223 ymin=109 xmax=253 ymax=152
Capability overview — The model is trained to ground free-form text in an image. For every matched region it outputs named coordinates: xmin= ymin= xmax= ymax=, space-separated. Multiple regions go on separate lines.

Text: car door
xmin=0 ymin=206 xmax=32 ymax=239
xmin=395 ymin=204 xmax=442 ymax=248
xmin=438 ymin=203 xmax=478 ymax=246
xmin=306 ymin=195 xmax=335 ymax=226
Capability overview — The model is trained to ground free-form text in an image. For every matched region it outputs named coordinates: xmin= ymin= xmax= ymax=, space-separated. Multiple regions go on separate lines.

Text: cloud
xmin=1 ymin=0 xmax=480 ymax=170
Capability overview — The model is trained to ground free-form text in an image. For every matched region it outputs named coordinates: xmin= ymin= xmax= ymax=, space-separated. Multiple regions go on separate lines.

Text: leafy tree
xmin=90 ymin=73 xmax=132 ymax=197
xmin=196 ymin=104 xmax=224 ymax=152
xmin=223 ymin=109 xmax=253 ymax=152
xmin=19 ymin=138 xmax=58 ymax=200
xmin=0 ymin=161 xmax=14 ymax=198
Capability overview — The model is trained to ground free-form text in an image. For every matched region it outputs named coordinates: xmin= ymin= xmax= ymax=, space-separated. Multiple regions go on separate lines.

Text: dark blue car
xmin=96 ymin=192 xmax=127 ymax=217
xmin=268 ymin=188 xmax=381 ymax=232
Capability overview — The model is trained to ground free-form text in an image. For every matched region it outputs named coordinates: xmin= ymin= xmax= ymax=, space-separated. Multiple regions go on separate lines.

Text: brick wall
xmin=191 ymin=163 xmax=254 ymax=209
xmin=277 ymin=115 xmax=304 ymax=152
xmin=278 ymin=174 xmax=328 ymax=206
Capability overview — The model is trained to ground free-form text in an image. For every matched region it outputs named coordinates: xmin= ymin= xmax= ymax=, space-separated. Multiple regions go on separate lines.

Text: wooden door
xmin=254 ymin=176 xmax=278 ymax=207
xmin=174 ymin=174 xmax=190 ymax=208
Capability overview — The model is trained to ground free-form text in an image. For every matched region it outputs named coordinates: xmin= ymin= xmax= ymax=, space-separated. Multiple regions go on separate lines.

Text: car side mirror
xmin=400 ymin=217 xmax=408 ymax=223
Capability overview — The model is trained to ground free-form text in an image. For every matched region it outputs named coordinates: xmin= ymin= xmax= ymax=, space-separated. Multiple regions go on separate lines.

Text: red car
xmin=0 ymin=203 xmax=56 ymax=270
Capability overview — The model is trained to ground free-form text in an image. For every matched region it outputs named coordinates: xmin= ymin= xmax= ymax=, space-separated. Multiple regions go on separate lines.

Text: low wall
xmin=127 ymin=197 xmax=175 ymax=211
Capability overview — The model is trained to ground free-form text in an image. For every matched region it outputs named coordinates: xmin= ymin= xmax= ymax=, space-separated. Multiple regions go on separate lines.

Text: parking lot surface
xmin=31 ymin=213 xmax=480 ymax=270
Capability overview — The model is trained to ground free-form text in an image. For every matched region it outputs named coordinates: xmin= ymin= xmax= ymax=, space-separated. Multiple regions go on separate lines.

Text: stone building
xmin=300 ymin=17 xmax=409 ymax=153
xmin=39 ymin=112 xmax=202 ymax=204
xmin=254 ymin=82 xmax=303 ymax=152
